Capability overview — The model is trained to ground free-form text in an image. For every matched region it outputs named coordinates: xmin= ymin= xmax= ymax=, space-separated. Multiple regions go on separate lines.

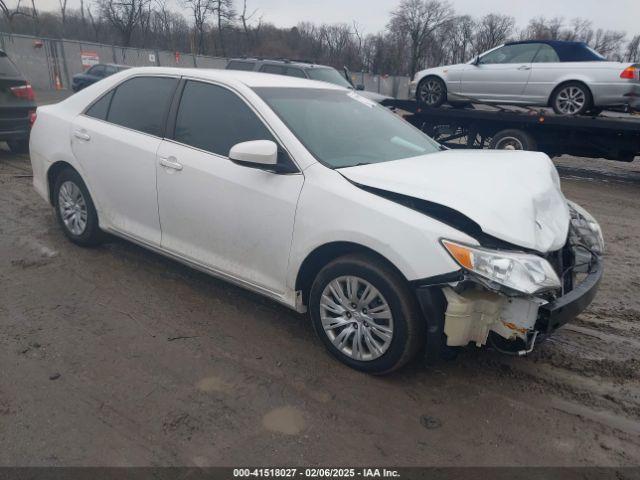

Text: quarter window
xmin=479 ymin=44 xmax=541 ymax=64
xmin=174 ymin=81 xmax=275 ymax=157
xmin=85 ymin=90 xmax=114 ymax=120
xmin=107 ymin=76 xmax=178 ymax=137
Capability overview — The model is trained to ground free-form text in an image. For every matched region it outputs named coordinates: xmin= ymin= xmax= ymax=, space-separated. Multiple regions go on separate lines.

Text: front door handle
xmin=159 ymin=156 xmax=183 ymax=171
xmin=73 ymin=129 xmax=91 ymax=141
xmin=517 ymin=65 xmax=531 ymax=71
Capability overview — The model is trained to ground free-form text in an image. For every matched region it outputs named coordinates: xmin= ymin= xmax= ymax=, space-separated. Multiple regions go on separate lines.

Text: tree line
xmin=1 ymin=0 xmax=639 ymax=76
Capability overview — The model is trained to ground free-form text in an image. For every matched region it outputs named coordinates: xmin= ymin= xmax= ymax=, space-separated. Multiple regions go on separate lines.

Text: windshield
xmin=306 ymin=68 xmax=353 ymax=89
xmin=255 ymin=87 xmax=441 ymax=168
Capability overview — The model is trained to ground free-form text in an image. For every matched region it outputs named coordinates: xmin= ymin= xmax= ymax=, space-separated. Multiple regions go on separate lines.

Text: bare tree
xmin=626 ymin=35 xmax=640 ymax=62
xmin=388 ymin=0 xmax=454 ymax=76
xmin=58 ymin=0 xmax=69 ymax=34
xmin=0 ymin=0 xmax=29 ymax=32
xmin=473 ymin=13 xmax=515 ymax=55
xmin=181 ymin=0 xmax=214 ymax=54
xmin=592 ymin=29 xmax=626 ymax=59
xmin=212 ymin=0 xmax=235 ymax=56
xmin=99 ymin=0 xmax=152 ymax=46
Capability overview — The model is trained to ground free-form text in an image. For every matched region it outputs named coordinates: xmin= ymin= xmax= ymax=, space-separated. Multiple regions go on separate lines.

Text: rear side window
xmin=260 ymin=64 xmax=285 ymax=75
xmin=174 ymin=80 xmax=275 ymax=157
xmin=107 ymin=76 xmax=178 ymax=136
xmin=227 ymin=60 xmax=256 ymax=71
xmin=85 ymin=90 xmax=114 ymax=120
xmin=533 ymin=45 xmax=560 ymax=63
xmin=0 ymin=53 xmax=21 ymax=77
xmin=285 ymin=67 xmax=306 ymax=78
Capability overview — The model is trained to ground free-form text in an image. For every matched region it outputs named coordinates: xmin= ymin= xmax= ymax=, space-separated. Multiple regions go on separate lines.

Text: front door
xmin=156 ymin=80 xmax=304 ymax=295
xmin=460 ymin=43 xmax=541 ymax=102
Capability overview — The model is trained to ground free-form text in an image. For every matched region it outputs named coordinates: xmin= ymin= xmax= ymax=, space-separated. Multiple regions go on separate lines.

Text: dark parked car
xmin=226 ymin=58 xmax=390 ymax=102
xmin=0 ymin=49 xmax=36 ymax=153
xmin=72 ymin=64 xmax=129 ymax=92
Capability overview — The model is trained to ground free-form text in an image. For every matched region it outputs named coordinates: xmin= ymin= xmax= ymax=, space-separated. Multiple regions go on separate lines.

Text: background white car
xmin=411 ymin=40 xmax=640 ymax=115
xmin=30 ymin=68 xmax=603 ymax=373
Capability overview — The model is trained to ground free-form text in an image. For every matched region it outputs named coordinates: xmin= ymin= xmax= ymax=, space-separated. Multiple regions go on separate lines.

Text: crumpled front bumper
xmin=537 ymin=259 xmax=603 ymax=333
xmin=414 ymin=258 xmax=603 ymax=357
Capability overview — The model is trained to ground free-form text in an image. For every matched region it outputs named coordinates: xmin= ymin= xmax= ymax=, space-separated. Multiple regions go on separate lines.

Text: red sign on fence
xmin=80 ymin=51 xmax=100 ymax=69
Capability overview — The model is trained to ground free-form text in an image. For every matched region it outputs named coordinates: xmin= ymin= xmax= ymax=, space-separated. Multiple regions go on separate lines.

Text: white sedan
xmin=30 ymin=67 xmax=604 ymax=373
xmin=410 ymin=40 xmax=640 ymax=115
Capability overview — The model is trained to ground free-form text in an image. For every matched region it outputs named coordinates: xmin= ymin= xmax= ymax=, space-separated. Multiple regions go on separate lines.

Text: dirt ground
xmin=0 ymin=147 xmax=639 ymax=467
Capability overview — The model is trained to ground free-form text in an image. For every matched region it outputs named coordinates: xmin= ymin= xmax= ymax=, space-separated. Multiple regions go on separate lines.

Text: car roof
xmin=228 ymin=58 xmax=334 ymax=70
xmin=506 ymin=39 xmax=587 ymax=48
xmin=118 ymin=66 xmax=346 ymax=90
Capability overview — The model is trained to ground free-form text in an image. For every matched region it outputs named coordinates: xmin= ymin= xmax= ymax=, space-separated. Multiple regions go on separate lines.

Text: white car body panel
xmin=30 ymin=67 xmax=574 ymax=314
xmin=339 ymin=150 xmax=570 ymax=253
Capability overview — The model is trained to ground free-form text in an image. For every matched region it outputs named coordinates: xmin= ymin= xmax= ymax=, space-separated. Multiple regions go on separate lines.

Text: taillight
xmin=10 ymin=83 xmax=35 ymax=101
xmin=620 ymin=66 xmax=638 ymax=80
xmin=29 ymin=110 xmax=37 ymax=126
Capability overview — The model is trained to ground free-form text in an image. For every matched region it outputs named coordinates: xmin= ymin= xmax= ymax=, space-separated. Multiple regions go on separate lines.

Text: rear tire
xmin=417 ymin=76 xmax=447 ymax=108
xmin=53 ymin=168 xmax=104 ymax=247
xmin=551 ymin=82 xmax=592 ymax=116
xmin=7 ymin=139 xmax=29 ymax=154
xmin=490 ymin=129 xmax=538 ymax=151
xmin=309 ymin=253 xmax=426 ymax=374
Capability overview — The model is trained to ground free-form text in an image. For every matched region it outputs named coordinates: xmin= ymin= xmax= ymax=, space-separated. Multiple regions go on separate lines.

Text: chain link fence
xmin=0 ymin=32 xmax=411 ymax=99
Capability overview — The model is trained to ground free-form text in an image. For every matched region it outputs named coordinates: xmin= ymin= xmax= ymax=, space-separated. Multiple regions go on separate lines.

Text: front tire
xmin=551 ymin=82 xmax=592 ymax=116
xmin=53 ymin=168 xmax=104 ymax=247
xmin=417 ymin=76 xmax=447 ymax=108
xmin=309 ymin=253 xmax=425 ymax=374
xmin=490 ymin=129 xmax=538 ymax=151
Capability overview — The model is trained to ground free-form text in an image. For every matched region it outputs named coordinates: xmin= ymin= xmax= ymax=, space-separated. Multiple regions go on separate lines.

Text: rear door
xmin=460 ymin=43 xmax=540 ymax=102
xmin=156 ymin=80 xmax=304 ymax=294
xmin=70 ymin=75 xmax=179 ymax=245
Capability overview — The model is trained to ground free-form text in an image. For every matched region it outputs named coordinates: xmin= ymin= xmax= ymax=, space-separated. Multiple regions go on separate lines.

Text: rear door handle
xmin=159 ymin=156 xmax=183 ymax=171
xmin=73 ymin=129 xmax=91 ymax=141
xmin=518 ymin=65 xmax=531 ymax=71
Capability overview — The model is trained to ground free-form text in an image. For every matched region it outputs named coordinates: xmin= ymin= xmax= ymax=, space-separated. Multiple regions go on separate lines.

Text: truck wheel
xmin=7 ymin=139 xmax=29 ymax=154
xmin=490 ymin=129 xmax=538 ymax=151
xmin=551 ymin=82 xmax=592 ymax=116
xmin=309 ymin=253 xmax=426 ymax=374
xmin=417 ymin=76 xmax=447 ymax=108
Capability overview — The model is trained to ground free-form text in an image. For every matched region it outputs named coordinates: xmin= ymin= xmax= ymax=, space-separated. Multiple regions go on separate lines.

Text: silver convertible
xmin=410 ymin=40 xmax=640 ymax=115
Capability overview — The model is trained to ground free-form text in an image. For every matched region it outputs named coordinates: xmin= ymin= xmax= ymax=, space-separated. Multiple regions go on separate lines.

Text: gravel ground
xmin=0 ymin=148 xmax=639 ymax=467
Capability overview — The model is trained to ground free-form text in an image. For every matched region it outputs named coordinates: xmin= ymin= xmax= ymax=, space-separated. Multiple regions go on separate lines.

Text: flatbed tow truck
xmin=381 ymin=99 xmax=640 ymax=162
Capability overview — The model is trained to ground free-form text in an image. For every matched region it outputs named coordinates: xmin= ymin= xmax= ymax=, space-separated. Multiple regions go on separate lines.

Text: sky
xmin=30 ymin=0 xmax=640 ymax=36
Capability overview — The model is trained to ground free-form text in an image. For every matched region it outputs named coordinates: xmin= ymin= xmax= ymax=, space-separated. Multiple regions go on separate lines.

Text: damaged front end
xmin=416 ymin=202 xmax=604 ymax=357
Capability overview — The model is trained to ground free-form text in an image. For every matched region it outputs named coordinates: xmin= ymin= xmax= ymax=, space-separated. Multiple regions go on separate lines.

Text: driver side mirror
xmin=229 ymin=140 xmax=297 ymax=174
xmin=356 ymin=84 xmax=365 ymax=91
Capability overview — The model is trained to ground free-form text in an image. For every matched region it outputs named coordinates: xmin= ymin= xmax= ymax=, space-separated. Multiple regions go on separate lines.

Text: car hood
xmin=339 ymin=150 xmax=570 ymax=253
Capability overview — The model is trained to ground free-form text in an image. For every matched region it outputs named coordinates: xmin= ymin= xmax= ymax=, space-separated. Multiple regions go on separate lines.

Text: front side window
xmin=306 ymin=68 xmax=353 ymax=88
xmin=285 ymin=67 xmax=306 ymax=78
xmin=174 ymin=81 xmax=275 ymax=156
xmin=255 ymin=88 xmax=441 ymax=169
xmin=479 ymin=44 xmax=541 ymax=64
xmin=107 ymin=76 xmax=178 ymax=136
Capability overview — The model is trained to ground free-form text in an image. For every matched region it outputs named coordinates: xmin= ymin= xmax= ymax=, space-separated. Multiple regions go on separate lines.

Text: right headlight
xmin=568 ymin=201 xmax=604 ymax=255
xmin=442 ymin=240 xmax=561 ymax=295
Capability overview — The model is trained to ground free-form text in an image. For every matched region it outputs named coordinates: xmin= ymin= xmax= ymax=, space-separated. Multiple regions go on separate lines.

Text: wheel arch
xmin=294 ymin=241 xmax=410 ymax=307
xmin=547 ymin=79 xmax=594 ymax=107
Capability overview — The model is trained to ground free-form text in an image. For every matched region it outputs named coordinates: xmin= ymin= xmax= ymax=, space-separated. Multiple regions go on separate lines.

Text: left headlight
xmin=442 ymin=240 xmax=561 ymax=295
xmin=568 ymin=201 xmax=604 ymax=255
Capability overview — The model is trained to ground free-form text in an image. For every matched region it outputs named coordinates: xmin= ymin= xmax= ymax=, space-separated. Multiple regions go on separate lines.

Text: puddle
xmin=262 ymin=406 xmax=305 ymax=435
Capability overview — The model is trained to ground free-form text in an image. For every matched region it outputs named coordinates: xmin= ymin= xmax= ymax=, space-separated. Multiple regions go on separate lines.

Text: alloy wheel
xmin=555 ymin=86 xmax=586 ymax=115
xmin=419 ymin=79 xmax=444 ymax=106
xmin=319 ymin=276 xmax=394 ymax=361
xmin=58 ymin=180 xmax=88 ymax=236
